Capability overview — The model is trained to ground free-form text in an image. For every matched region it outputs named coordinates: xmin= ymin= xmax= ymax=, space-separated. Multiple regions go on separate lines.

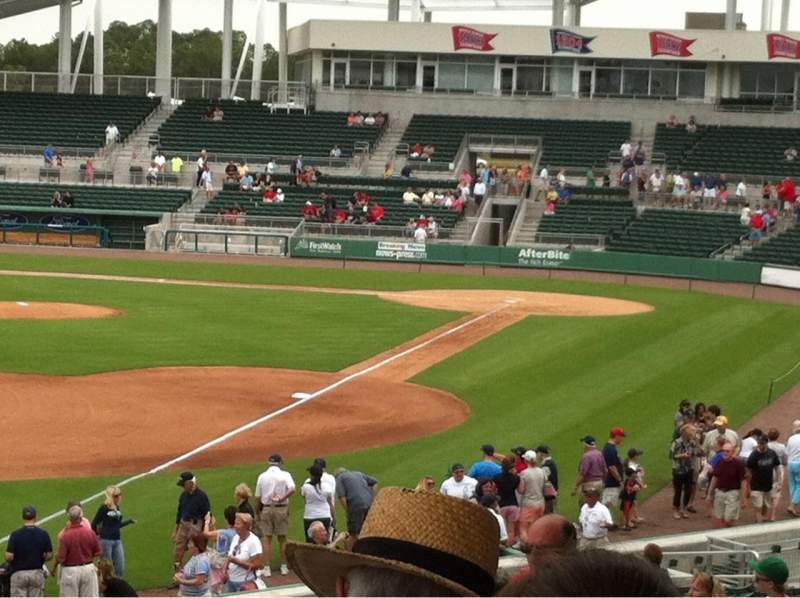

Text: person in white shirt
xmin=740 ymin=429 xmax=762 ymax=461
xmin=300 ymin=464 xmax=335 ymax=543
xmin=672 ymin=173 xmax=686 ymax=206
xmin=767 ymin=428 xmax=788 ymax=522
xmin=105 ymin=123 xmax=119 ymax=146
xmin=275 ymin=188 xmax=285 ymax=203
xmin=427 ymin=217 xmax=438 ymax=239
xmin=736 ymin=180 xmax=747 ymax=200
xmin=440 ymin=463 xmax=477 ymax=500
xmin=578 ymin=488 xmax=613 ymax=550
xmin=153 ymin=152 xmax=167 ymax=172
xmin=479 ymin=495 xmax=508 ymax=546
xmin=539 ymin=166 xmax=549 ymax=183
xmin=225 ymin=513 xmax=262 ymax=592
xmin=266 ymin=158 xmax=277 ymax=176
xmin=195 ymin=151 xmax=207 ymax=187
xmin=473 ymin=180 xmax=487 ymax=206
xmin=414 ymin=225 xmax=428 ymax=244
xmin=620 ymin=140 xmax=632 ymax=159
xmin=312 ymin=457 xmax=336 ymax=495
xmin=402 ymin=187 xmax=420 ymax=204
xmin=786 ymin=420 xmax=800 ymax=516
xmin=329 ymin=145 xmax=341 ymax=158
xmin=255 ymin=454 xmax=295 ymax=577
xmin=556 ymin=170 xmax=567 ymax=189
xmin=649 ymin=169 xmax=665 ymax=193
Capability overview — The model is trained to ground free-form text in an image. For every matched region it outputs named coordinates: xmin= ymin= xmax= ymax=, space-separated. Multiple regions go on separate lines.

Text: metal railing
xmin=528 ymin=231 xmax=606 ymax=249
xmin=467 ymin=134 xmax=542 ymax=151
xmin=192 ymin=214 xmax=302 ymax=230
xmin=164 ymin=227 xmax=290 ymax=256
xmin=297 ymin=221 xmax=457 ymax=242
xmin=0 ymin=70 xmax=308 ymax=102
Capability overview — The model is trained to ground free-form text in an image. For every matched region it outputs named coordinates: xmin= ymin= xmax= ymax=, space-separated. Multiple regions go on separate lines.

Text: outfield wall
xmin=289 ymin=237 xmax=763 ymax=285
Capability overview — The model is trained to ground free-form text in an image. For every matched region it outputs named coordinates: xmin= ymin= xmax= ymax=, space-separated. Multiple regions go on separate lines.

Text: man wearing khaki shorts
xmin=746 ymin=435 xmax=782 ymax=523
xmin=706 ymin=443 xmax=747 ymax=528
xmin=172 ymin=471 xmax=211 ymax=576
xmin=255 ymin=454 xmax=296 ymax=577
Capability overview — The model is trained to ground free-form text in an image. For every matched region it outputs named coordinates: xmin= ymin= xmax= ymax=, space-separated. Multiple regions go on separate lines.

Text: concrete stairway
xmin=447 ymin=218 xmax=471 ymax=243
xmin=717 ymin=215 xmax=794 ymax=260
xmin=362 ymin=116 xmax=411 ymax=177
xmin=107 ymin=103 xmax=178 ymax=185
xmin=512 ymin=197 xmax=545 ymax=245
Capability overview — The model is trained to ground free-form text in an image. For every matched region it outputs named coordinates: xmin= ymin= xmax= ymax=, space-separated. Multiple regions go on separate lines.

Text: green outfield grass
xmin=1 ymin=252 xmax=799 ymax=593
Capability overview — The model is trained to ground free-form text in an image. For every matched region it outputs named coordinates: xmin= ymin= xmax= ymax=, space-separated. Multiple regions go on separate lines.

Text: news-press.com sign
xmin=517 ymin=248 xmax=571 ymax=267
xmin=375 ymin=241 xmax=427 ymax=261
xmin=0 ymin=213 xmax=27 ymax=230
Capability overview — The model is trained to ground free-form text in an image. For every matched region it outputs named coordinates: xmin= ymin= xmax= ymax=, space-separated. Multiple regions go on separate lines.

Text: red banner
xmin=767 ymin=33 xmax=800 ymax=59
xmin=649 ymin=31 xmax=695 ymax=57
xmin=452 ymin=26 xmax=497 ymax=52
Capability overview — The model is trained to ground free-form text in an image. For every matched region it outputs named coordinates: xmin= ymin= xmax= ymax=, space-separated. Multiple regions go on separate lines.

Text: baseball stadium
xmin=2 ymin=0 xmax=800 ymax=596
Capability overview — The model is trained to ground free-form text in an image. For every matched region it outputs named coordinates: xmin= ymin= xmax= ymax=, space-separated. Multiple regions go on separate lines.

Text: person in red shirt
xmin=511 ymin=447 xmax=528 ymax=474
xmin=334 ymin=209 xmax=347 ymax=223
xmin=706 ymin=442 xmax=748 ymax=528
xmin=416 ymin=214 xmax=429 ymax=229
xmin=411 ymin=143 xmax=424 ymax=158
xmin=750 ymin=210 xmax=765 ymax=245
xmin=263 ymin=187 xmax=277 ymax=203
xmin=302 ymin=201 xmax=318 ymax=220
xmin=368 ymin=203 xmax=385 ymax=223
xmin=58 ymin=505 xmax=101 ymax=596
xmin=777 ymin=177 xmax=796 ymax=211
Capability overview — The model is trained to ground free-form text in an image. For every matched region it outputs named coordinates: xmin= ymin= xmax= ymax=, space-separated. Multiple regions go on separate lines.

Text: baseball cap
xmin=522 ymin=450 xmax=538 ymax=463
xmin=610 ymin=427 xmax=626 ymax=437
xmin=757 ymin=435 xmax=769 ymax=445
xmin=479 ymin=494 xmax=498 ymax=508
xmin=269 ymin=453 xmax=283 ymax=464
xmin=534 ymin=445 xmax=550 ymax=455
xmin=714 ymin=416 xmax=729 ymax=427
xmin=749 ymin=556 xmax=789 ymax=585
xmin=451 ymin=463 xmax=465 ymax=473
xmin=22 ymin=506 xmax=36 ymax=520
xmin=481 ymin=444 xmax=495 ymax=456
xmin=511 ymin=446 xmax=526 ymax=456
xmin=177 ymin=471 xmax=195 ymax=486
xmin=580 ymin=435 xmax=596 ymax=447
xmin=627 ymin=448 xmax=643 ymax=458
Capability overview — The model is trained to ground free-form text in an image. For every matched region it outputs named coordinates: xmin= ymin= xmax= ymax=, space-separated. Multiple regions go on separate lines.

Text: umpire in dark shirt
xmin=172 ymin=471 xmax=210 ymax=571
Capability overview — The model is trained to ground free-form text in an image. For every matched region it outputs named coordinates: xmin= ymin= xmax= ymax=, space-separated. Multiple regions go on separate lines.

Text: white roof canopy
xmin=266 ymin=0 xmax=597 ymax=11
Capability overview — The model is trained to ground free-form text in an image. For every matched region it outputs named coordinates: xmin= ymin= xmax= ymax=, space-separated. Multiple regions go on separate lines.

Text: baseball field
xmin=1 ymin=249 xmax=800 ymax=592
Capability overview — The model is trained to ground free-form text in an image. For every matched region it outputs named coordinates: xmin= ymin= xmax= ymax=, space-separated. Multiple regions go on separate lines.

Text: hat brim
xmin=286 ymin=541 xmax=479 ymax=597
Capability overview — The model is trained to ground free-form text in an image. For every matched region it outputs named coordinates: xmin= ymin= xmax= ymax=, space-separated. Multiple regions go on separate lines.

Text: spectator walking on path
xmin=571 ymin=435 xmax=606 ymax=502
xmin=746 ymin=435 xmax=782 ymax=523
xmin=255 ymin=454 xmax=295 ymax=577
xmin=706 ymin=442 xmax=747 ymax=527
xmin=335 ymin=468 xmax=378 ymax=549
xmin=440 ymin=463 xmax=478 ymax=501
xmin=786 ymin=419 xmax=800 ymax=517
xmin=767 ymin=428 xmax=788 ymax=521
xmin=536 ymin=445 xmax=559 ymax=514
xmin=173 ymin=533 xmax=211 ymax=598
xmin=670 ymin=424 xmax=701 ymax=520
xmin=518 ymin=450 xmax=547 ymax=543
xmin=493 ymin=457 xmax=521 ymax=547
xmin=173 ymin=472 xmax=211 ymax=576
xmin=601 ymin=428 xmax=626 ymax=521
xmin=300 ymin=464 xmax=335 ymax=543
xmin=58 ymin=505 xmax=101 ymax=597
xmin=224 ymin=514 xmax=263 ymax=593
xmin=468 ymin=444 xmax=502 ymax=480
xmin=91 ymin=486 xmax=134 ymax=578
xmin=577 ymin=488 xmax=613 ymax=550
xmin=5 ymin=506 xmax=52 ymax=598
xmin=703 ymin=415 xmax=741 ymax=455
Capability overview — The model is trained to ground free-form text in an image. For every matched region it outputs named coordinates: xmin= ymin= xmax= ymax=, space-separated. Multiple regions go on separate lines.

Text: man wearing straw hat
xmin=287 ymin=487 xmax=500 ymax=596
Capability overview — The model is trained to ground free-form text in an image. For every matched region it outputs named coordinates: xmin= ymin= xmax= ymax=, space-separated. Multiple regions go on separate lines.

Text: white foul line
xmin=0 ymin=301 xmax=511 ymax=544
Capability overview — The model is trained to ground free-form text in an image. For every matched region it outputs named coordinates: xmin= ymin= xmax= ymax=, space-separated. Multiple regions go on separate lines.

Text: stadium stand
xmin=737 ymin=223 xmax=800 ymax=266
xmin=538 ymin=194 xmax=635 ymax=238
xmin=0 ymin=182 xmax=190 ymax=212
xmin=607 ymin=209 xmax=749 ymax=258
xmin=156 ymin=100 xmax=384 ymax=159
xmin=653 ymin=123 xmax=800 ymax=177
xmin=400 ymin=114 xmax=630 ymax=169
xmin=0 ymin=92 xmax=159 ymax=149
xmin=203 ymin=184 xmax=461 ymax=229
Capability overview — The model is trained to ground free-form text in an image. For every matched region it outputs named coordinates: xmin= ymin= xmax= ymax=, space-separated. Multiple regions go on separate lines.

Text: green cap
xmin=749 ymin=556 xmax=789 ymax=585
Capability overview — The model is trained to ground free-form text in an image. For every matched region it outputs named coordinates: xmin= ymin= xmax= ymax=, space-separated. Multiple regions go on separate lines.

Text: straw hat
xmin=286 ymin=487 xmax=499 ymax=597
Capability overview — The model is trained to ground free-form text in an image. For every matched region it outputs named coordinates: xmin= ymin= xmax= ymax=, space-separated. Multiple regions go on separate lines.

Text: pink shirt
xmin=579 ymin=448 xmax=607 ymax=482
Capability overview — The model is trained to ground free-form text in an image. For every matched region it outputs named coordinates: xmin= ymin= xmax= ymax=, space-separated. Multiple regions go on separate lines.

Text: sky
xmin=0 ymin=0 xmax=794 ymax=46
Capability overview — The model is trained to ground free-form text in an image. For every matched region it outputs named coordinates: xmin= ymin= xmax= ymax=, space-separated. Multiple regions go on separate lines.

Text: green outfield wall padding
xmin=289 ymin=237 xmax=764 ymax=284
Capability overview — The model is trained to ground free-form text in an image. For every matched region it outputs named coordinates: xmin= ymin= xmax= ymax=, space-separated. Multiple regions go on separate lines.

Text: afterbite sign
xmin=649 ymin=31 xmax=695 ymax=57
xmin=767 ymin=33 xmax=800 ymax=59
xmin=452 ymin=26 xmax=497 ymax=52
xmin=550 ymin=29 xmax=595 ymax=54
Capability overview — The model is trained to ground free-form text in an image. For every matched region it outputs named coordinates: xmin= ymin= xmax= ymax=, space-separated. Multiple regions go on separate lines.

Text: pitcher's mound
xmin=0 ymin=302 xmax=122 ymax=320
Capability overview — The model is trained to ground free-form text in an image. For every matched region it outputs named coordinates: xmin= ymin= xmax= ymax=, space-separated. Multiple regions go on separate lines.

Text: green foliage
xmin=0 ymin=21 xmax=277 ymax=79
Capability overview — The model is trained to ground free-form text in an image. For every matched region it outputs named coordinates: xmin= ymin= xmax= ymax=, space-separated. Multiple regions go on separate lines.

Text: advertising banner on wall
xmin=767 ymin=33 xmax=800 ymax=59
xmin=550 ymin=28 xmax=595 ymax=54
xmin=451 ymin=26 xmax=497 ymax=51
xmin=649 ymin=31 xmax=695 ymax=57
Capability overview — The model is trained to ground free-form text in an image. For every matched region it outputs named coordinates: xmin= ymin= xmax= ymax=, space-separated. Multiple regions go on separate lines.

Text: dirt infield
xmin=0 ymin=277 xmax=653 ymax=481
xmin=0 ymin=301 xmax=121 ymax=320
